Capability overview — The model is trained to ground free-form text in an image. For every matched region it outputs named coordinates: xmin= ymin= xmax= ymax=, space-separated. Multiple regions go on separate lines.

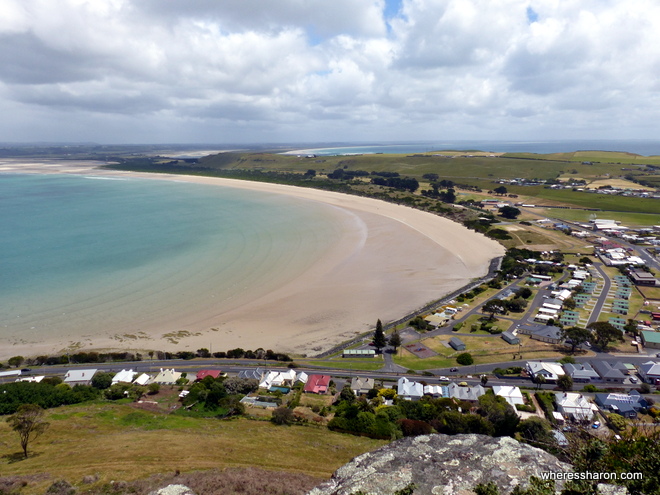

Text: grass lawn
xmin=536 ymin=208 xmax=660 ymax=227
xmin=639 ymin=286 xmax=660 ymax=301
xmin=0 ymin=402 xmax=386 ymax=493
xmin=304 ymin=358 xmax=384 ymax=371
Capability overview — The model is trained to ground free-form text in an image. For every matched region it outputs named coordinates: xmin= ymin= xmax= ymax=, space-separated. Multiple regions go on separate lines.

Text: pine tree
xmin=388 ymin=330 xmax=402 ymax=353
xmin=373 ymin=319 xmax=387 ymax=352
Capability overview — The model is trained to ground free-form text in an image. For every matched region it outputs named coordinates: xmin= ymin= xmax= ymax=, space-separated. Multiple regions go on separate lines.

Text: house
xmin=196 ymin=370 xmax=224 ymax=381
xmin=423 ymin=384 xmax=446 ymax=397
xmin=449 ymin=337 xmax=466 ymax=351
xmin=638 ymin=361 xmax=660 ymax=385
xmin=518 ymin=325 xmax=563 ymax=344
xmin=447 ymin=382 xmax=485 ymax=402
xmin=595 ymin=391 xmax=648 ymax=419
xmin=16 ymin=376 xmax=45 ymax=383
xmin=563 ymin=363 xmax=599 ymax=383
xmin=351 ymin=377 xmax=375 ymax=396
xmin=112 ymin=369 xmax=137 ymax=384
xmin=304 ymin=374 xmax=331 ymax=394
xmin=133 ymin=373 xmax=151 ymax=386
xmin=555 ymin=392 xmax=595 ymax=421
xmin=238 ymin=367 xmax=266 ymax=381
xmin=501 ymin=331 xmax=520 ymax=345
xmin=641 ymin=331 xmax=660 ymax=350
xmin=492 ymin=385 xmax=524 ymax=408
xmin=397 ymin=377 xmax=424 ymax=400
xmin=259 ymin=369 xmax=297 ymax=389
xmin=153 ymin=368 xmax=182 ymax=385
xmin=63 ymin=369 xmax=98 ymax=386
xmin=591 ymin=360 xmax=626 ymax=383
xmin=295 ymin=371 xmax=309 ymax=385
xmin=526 ymin=361 xmax=565 ymax=382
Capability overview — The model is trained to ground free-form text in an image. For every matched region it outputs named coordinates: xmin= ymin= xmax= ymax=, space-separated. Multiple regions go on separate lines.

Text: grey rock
xmin=596 ymin=484 xmax=629 ymax=495
xmin=308 ymin=434 xmax=571 ymax=495
xmin=148 ymin=484 xmax=196 ymax=495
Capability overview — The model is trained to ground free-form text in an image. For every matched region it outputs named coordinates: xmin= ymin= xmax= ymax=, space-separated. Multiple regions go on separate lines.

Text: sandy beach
xmin=0 ymin=159 xmax=505 ymax=359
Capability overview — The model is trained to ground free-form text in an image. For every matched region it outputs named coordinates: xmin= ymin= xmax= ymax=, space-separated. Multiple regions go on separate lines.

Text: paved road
xmin=588 ymin=262 xmax=612 ymax=325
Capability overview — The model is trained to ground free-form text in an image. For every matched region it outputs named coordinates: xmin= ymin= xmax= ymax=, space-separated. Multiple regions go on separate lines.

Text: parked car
xmin=629 ymin=376 xmax=638 ymax=383
xmin=439 ymin=376 xmax=448 ymax=381
xmin=592 ymin=421 xmax=601 ymax=429
xmin=450 ymin=367 xmax=459 ymax=372
xmin=458 ymin=382 xmax=468 ymax=387
xmin=20 ymin=368 xmax=31 ymax=373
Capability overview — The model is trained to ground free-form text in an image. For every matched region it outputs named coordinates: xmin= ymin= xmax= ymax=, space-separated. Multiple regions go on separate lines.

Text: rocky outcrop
xmin=308 ymin=434 xmax=572 ymax=495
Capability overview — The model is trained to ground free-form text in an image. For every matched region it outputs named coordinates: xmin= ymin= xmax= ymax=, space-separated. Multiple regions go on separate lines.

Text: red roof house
xmin=196 ymin=370 xmax=223 ymax=381
xmin=303 ymin=374 xmax=331 ymax=394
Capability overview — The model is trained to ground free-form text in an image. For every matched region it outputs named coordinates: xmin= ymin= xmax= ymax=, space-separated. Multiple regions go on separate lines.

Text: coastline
xmin=0 ymin=159 xmax=505 ymax=359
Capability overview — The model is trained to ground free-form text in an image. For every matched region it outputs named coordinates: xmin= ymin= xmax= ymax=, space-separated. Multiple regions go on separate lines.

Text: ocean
xmin=286 ymin=139 xmax=660 ymax=156
xmin=0 ymin=174 xmax=347 ymax=349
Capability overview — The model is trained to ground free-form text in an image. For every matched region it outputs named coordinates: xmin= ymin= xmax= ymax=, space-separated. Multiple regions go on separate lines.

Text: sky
xmin=1 ymin=0 xmax=660 ymax=144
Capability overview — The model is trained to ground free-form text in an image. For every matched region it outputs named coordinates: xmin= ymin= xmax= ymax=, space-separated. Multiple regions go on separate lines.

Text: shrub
xmin=397 ymin=418 xmax=433 ymax=437
xmin=456 ymin=353 xmax=474 ymax=366
xmin=271 ymin=407 xmax=295 ymax=425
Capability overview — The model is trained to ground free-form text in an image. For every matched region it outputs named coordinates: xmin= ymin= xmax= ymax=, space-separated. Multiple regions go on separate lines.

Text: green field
xmin=529 ymin=188 xmax=660 ymax=214
xmin=0 ymin=402 xmax=385 ymax=492
xmin=503 ymin=150 xmax=660 ymax=166
xmin=535 ymin=208 xmax=660 ymax=227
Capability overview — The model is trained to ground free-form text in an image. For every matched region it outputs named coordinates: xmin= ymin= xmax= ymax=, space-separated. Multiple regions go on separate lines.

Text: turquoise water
xmin=0 ymin=174 xmax=348 ymax=344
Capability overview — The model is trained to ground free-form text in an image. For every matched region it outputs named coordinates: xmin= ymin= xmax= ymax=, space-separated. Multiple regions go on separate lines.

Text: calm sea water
xmin=0 ymin=174 xmax=348 ymax=343
xmin=290 ymin=140 xmax=660 ymax=156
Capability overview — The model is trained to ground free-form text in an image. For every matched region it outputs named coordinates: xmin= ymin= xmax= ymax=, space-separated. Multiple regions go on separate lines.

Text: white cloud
xmin=1 ymin=0 xmax=660 ymax=142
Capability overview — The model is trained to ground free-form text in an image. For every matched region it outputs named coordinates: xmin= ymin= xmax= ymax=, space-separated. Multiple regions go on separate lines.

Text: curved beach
xmin=0 ymin=159 xmax=505 ymax=358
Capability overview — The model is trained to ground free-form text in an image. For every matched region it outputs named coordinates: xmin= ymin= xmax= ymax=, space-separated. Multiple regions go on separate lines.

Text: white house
xmin=153 ymin=368 xmax=182 ymax=385
xmin=63 ymin=369 xmax=98 ymax=386
xmin=112 ymin=369 xmax=137 ymax=384
xmin=397 ymin=377 xmax=424 ymax=400
xmin=493 ymin=385 xmax=524 ymax=408
xmin=133 ymin=373 xmax=151 ymax=386
xmin=526 ymin=362 xmax=565 ymax=382
xmin=259 ymin=369 xmax=297 ymax=389
xmin=555 ymin=392 xmax=595 ymax=421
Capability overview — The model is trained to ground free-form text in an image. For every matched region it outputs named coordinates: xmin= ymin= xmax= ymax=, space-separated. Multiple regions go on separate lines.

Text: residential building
xmin=63 ymin=369 xmax=98 ymax=386
xmin=397 ymin=377 xmax=424 ymax=400
xmin=153 ymin=368 xmax=182 ymax=385
xmin=238 ymin=368 xmax=265 ymax=381
xmin=518 ymin=325 xmax=563 ymax=344
xmin=447 ymin=382 xmax=485 ymax=402
xmin=629 ymin=269 xmax=659 ymax=287
xmin=351 ymin=377 xmax=375 ymax=396
xmin=304 ymin=374 xmax=331 ymax=394
xmin=563 ymin=363 xmax=599 ymax=383
xmin=638 ymin=361 xmax=660 ymax=385
xmin=595 ymin=391 xmax=648 ymax=419
xmin=492 ymin=385 xmax=524 ymax=408
xmin=259 ymin=369 xmax=297 ymax=389
xmin=555 ymin=392 xmax=595 ymax=421
xmin=501 ymin=331 xmax=520 ymax=345
xmin=526 ymin=361 xmax=565 ymax=382
xmin=196 ymin=370 xmax=224 ymax=381
xmin=133 ymin=373 xmax=151 ymax=386
xmin=591 ymin=360 xmax=626 ymax=383
xmin=111 ymin=369 xmax=137 ymax=384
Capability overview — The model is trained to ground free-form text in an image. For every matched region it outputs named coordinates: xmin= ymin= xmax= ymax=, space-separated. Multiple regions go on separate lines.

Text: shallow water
xmin=0 ymin=174 xmax=348 ymax=346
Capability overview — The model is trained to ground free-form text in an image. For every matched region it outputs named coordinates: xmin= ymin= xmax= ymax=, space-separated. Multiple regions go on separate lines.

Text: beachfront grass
xmin=309 ymin=358 xmax=385 ymax=371
xmin=0 ymin=402 xmax=385 ymax=493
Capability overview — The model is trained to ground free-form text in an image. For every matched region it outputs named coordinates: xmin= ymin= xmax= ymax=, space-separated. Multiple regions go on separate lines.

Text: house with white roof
xmin=423 ymin=384 xmax=446 ymax=397
xmin=133 ymin=373 xmax=151 ymax=386
xmin=638 ymin=361 xmax=660 ymax=385
xmin=526 ymin=361 xmax=565 ymax=382
xmin=259 ymin=369 xmax=297 ymax=389
xmin=112 ymin=369 xmax=137 ymax=384
xmin=63 ymin=369 xmax=98 ymax=386
xmin=492 ymin=386 xmax=524 ymax=408
xmin=563 ymin=363 xmax=599 ymax=383
xmin=153 ymin=368 xmax=182 ymax=385
xmin=397 ymin=377 xmax=424 ymax=400
xmin=555 ymin=392 xmax=595 ymax=421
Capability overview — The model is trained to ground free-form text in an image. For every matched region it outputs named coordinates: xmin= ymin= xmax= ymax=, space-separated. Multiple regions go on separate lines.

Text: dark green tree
xmin=389 ymin=330 xmax=402 ymax=353
xmin=494 ymin=185 xmax=508 ymax=195
xmin=373 ymin=319 xmax=387 ymax=352
xmin=482 ymin=299 xmax=506 ymax=320
xmin=499 ymin=206 xmax=521 ymax=219
xmin=557 ymin=373 xmax=573 ymax=391
xmin=587 ymin=321 xmax=624 ymax=350
xmin=7 ymin=356 xmax=24 ymax=368
xmin=561 ymin=326 xmax=593 ymax=353
xmin=456 ymin=352 xmax=474 ymax=366
xmin=7 ymin=404 xmax=49 ymax=458
xmin=91 ymin=372 xmax=114 ymax=390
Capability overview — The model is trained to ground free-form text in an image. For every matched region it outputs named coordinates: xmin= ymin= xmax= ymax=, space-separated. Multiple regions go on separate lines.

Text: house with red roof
xmin=303 ymin=374 xmax=331 ymax=394
xmin=196 ymin=370 xmax=224 ymax=381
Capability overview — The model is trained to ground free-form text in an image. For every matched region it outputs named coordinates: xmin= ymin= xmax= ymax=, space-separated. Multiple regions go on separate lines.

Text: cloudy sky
xmin=1 ymin=0 xmax=659 ymax=144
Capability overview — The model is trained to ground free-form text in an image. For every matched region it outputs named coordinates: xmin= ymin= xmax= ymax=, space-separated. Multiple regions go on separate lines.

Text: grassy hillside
xmin=0 ymin=402 xmax=385 ymax=494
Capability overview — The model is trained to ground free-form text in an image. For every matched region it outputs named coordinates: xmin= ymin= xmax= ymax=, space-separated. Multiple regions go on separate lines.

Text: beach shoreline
xmin=0 ymin=159 xmax=505 ymax=360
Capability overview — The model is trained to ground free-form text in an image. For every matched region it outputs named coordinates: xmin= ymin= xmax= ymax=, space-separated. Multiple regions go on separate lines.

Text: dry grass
xmin=0 ymin=402 xmax=386 ymax=494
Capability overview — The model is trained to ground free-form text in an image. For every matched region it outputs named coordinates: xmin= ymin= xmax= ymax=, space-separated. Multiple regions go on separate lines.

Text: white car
xmin=439 ymin=376 xmax=448 ymax=381
xmin=629 ymin=377 xmax=638 ymax=383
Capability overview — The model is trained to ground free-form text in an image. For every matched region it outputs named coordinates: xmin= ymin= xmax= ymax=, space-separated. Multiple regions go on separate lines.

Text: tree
xmin=498 ymin=206 xmax=521 ymax=219
xmin=91 ymin=372 xmax=114 ymax=390
xmin=456 ymin=352 xmax=474 ymax=366
xmin=271 ymin=406 xmax=295 ymax=425
xmin=557 ymin=374 xmax=573 ymax=391
xmin=494 ymin=185 xmax=508 ymax=195
xmin=517 ymin=416 xmax=555 ymax=445
xmin=534 ymin=374 xmax=546 ymax=390
xmin=373 ymin=319 xmax=387 ymax=352
xmin=482 ymin=299 xmax=506 ymax=320
xmin=388 ymin=330 xmax=402 ymax=353
xmin=561 ymin=326 xmax=593 ymax=353
xmin=8 ymin=356 xmax=24 ymax=368
xmin=587 ymin=321 xmax=624 ymax=350
xmin=481 ymin=375 xmax=489 ymax=386
xmin=7 ymin=404 xmax=49 ymax=458
xmin=515 ymin=287 xmax=533 ymax=299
